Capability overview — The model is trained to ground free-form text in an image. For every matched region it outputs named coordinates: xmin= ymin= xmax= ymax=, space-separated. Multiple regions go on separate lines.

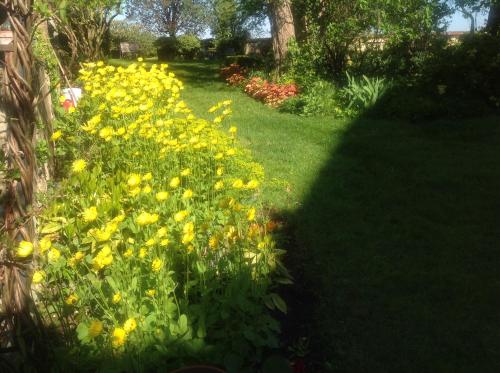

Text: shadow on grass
xmin=281 ymin=115 xmax=500 ymax=372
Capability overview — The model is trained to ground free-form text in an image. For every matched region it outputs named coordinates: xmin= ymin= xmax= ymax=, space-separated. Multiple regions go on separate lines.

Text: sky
xmin=448 ymin=10 xmax=488 ymax=31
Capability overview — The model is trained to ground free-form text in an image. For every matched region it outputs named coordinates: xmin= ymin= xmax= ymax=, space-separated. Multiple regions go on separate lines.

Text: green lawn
xmin=112 ymin=58 xmax=500 ymax=372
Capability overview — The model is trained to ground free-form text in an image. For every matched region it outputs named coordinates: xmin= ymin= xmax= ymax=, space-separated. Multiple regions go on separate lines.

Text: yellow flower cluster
xmin=36 ymin=59 xmax=286 ymax=355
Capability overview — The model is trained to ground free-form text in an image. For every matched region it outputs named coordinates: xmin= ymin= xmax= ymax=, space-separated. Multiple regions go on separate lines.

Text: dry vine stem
xmin=1 ymin=0 xmax=46 ymax=365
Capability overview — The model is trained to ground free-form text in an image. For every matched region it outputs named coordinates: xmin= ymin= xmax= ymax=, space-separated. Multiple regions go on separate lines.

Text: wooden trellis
xmin=0 ymin=0 xmax=46 ymax=365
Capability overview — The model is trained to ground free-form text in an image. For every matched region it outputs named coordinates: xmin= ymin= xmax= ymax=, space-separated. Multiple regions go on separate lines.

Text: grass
xmin=110 ymin=58 xmax=500 ymax=372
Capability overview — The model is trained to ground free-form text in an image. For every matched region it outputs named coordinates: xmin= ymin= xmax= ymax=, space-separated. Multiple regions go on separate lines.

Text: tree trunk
xmin=486 ymin=1 xmax=500 ymax=35
xmin=269 ymin=0 xmax=296 ymax=72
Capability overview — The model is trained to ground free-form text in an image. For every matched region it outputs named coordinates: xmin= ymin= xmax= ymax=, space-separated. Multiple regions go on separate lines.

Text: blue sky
xmin=449 ymin=10 xmax=487 ymax=31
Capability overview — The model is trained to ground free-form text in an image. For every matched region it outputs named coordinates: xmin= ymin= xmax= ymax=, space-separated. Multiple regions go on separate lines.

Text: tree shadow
xmin=282 ymin=114 xmax=500 ymax=372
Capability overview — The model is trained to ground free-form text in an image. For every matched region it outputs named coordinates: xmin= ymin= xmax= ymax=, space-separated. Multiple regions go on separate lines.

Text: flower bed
xmin=34 ymin=60 xmax=290 ymax=370
xmin=220 ymin=64 xmax=298 ymax=107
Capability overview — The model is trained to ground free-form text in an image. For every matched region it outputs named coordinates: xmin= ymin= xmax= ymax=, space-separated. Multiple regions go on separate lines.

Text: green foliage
xmin=156 ymin=37 xmax=178 ymax=61
xmin=224 ymin=55 xmax=263 ymax=68
xmin=109 ymin=20 xmax=157 ymax=57
xmin=33 ymin=28 xmax=60 ymax=103
xmin=280 ymin=80 xmax=350 ymax=117
xmin=343 ymin=73 xmax=388 ymax=111
xmin=177 ymin=34 xmax=202 ymax=59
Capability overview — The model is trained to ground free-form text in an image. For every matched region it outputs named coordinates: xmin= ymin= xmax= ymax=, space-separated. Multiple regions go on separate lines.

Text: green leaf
xmin=76 ymin=322 xmax=89 ymax=342
xmin=271 ymin=293 xmax=287 ymax=314
xmin=106 ymin=276 xmax=118 ymax=292
xmin=40 ymin=222 xmax=63 ymax=234
xmin=196 ymin=261 xmax=206 ymax=274
xmin=178 ymin=314 xmax=188 ymax=333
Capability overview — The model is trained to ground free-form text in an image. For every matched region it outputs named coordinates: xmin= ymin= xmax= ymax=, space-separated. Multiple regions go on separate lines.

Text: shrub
xmin=244 ymin=77 xmax=298 ymax=107
xmin=176 ymin=34 xmax=202 ymax=60
xmin=343 ymin=73 xmax=388 ymax=111
xmin=155 ymin=37 xmax=178 ymax=61
xmin=220 ymin=64 xmax=248 ymax=87
xmin=224 ymin=55 xmax=264 ymax=69
xmin=279 ymin=80 xmax=350 ymax=117
xmin=35 ymin=61 xmax=290 ymax=370
xmin=109 ymin=20 xmax=157 ymax=58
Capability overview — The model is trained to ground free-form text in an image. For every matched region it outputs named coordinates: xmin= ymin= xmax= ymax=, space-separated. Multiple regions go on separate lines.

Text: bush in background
xmin=155 ymin=37 xmax=178 ymax=61
xmin=176 ymin=34 xmax=202 ymax=60
xmin=109 ymin=20 xmax=156 ymax=58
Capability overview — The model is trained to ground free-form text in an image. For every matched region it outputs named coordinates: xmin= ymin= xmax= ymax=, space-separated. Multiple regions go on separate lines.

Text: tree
xmin=487 ymin=1 xmax=500 ymax=33
xmin=269 ymin=0 xmax=295 ymax=70
xmin=239 ymin=0 xmax=296 ymax=68
xmin=40 ymin=0 xmax=122 ymax=69
xmin=126 ymin=0 xmax=209 ymax=37
xmin=449 ymin=0 xmax=500 ymax=34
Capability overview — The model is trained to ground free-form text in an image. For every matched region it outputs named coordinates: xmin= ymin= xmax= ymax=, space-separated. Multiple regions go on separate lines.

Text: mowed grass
xmin=110 ymin=58 xmax=500 ymax=372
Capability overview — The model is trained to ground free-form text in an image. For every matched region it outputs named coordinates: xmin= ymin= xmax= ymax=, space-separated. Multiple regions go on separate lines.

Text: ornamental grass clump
xmin=35 ymin=60 xmax=290 ymax=370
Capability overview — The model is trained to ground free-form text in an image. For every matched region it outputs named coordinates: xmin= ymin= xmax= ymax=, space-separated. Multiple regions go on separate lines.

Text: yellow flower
xmin=99 ymin=126 xmax=114 ymax=141
xmin=151 ymin=258 xmax=162 ymax=272
xmin=51 ymin=130 xmax=62 ymax=141
xmin=146 ymin=289 xmax=156 ymax=297
xmin=247 ymin=208 xmax=256 ymax=221
xmin=142 ymin=172 xmax=153 ymax=181
xmin=174 ymin=210 xmax=189 ymax=222
xmin=129 ymin=187 xmax=141 ymax=196
xmin=123 ymin=318 xmax=137 ymax=334
xmin=139 ymin=247 xmax=148 ymax=258
xmin=182 ymin=189 xmax=193 ymax=199
xmin=16 ymin=241 xmax=33 ymax=257
xmin=229 ymin=126 xmax=237 ymax=134
xmin=127 ymin=173 xmax=142 ymax=188
xmin=136 ymin=212 xmax=158 ymax=226
xmin=66 ymin=294 xmax=78 ymax=305
xmin=92 ymin=245 xmax=113 ymax=271
xmin=74 ymin=251 xmax=85 ymax=260
xmin=47 ymin=248 xmax=61 ymax=262
xmin=208 ymin=236 xmax=218 ymax=249
xmin=160 ymin=239 xmax=170 ymax=246
xmin=89 ymin=320 xmax=103 ymax=337
xmin=112 ymin=292 xmax=122 ymax=304
xmin=142 ymin=185 xmax=152 ymax=194
xmin=156 ymin=227 xmax=168 ymax=238
xmin=214 ymin=181 xmax=224 ymax=191
xmin=39 ymin=236 xmax=51 ymax=253
xmin=71 ymin=159 xmax=87 ymax=173
xmin=232 ymin=179 xmax=244 ymax=189
xmin=32 ymin=270 xmax=45 ymax=284
xmin=112 ymin=327 xmax=127 ymax=348
xmin=182 ymin=232 xmax=194 ymax=245
xmin=169 ymin=176 xmax=180 ymax=188
xmin=246 ymin=180 xmax=260 ymax=189
xmin=82 ymin=206 xmax=98 ymax=222
xmin=216 ymin=167 xmax=224 ymax=176
xmin=226 ymin=148 xmax=236 ymax=156
xmin=181 ymin=168 xmax=191 ymax=176
xmin=156 ymin=191 xmax=169 ymax=201
xmin=124 ymin=248 xmax=133 ymax=257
